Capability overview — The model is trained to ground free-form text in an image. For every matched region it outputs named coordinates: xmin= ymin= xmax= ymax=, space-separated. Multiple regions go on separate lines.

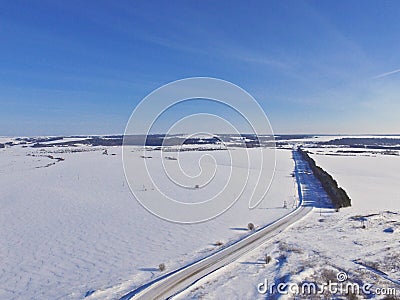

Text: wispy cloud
xmin=374 ymin=68 xmax=400 ymax=79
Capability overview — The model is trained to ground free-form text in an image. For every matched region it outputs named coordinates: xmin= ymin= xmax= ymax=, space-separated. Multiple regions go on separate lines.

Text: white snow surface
xmin=175 ymin=148 xmax=400 ymax=300
xmin=310 ymin=151 xmax=400 ymax=213
xmin=0 ymin=143 xmax=297 ymax=299
xmin=2 ymin=139 xmax=399 ymax=300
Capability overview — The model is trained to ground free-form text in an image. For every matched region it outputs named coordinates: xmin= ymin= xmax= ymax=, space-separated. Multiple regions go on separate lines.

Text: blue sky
xmin=1 ymin=0 xmax=399 ymax=136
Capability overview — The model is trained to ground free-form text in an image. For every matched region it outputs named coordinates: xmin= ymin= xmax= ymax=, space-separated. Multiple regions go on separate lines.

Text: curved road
xmin=121 ymin=151 xmax=312 ymax=300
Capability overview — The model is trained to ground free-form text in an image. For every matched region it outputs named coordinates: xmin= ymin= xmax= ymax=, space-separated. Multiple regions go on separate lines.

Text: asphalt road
xmin=121 ymin=207 xmax=311 ymax=300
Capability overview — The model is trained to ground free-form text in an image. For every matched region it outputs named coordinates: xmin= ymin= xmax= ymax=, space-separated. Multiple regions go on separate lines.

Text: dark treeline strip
xmin=299 ymin=148 xmax=351 ymax=209
xmin=319 ymin=137 xmax=400 ymax=147
xmin=17 ymin=134 xmax=312 ymax=148
xmin=28 ymin=134 xmax=268 ymax=148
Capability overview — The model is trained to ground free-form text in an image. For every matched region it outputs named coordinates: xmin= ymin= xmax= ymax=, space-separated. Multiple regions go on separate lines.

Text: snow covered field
xmin=2 ymin=136 xmax=399 ymax=300
xmin=175 ymin=146 xmax=400 ymax=299
xmin=176 ymin=207 xmax=400 ymax=299
xmin=310 ymin=151 xmax=400 ymax=213
xmin=0 ymin=140 xmax=297 ymax=299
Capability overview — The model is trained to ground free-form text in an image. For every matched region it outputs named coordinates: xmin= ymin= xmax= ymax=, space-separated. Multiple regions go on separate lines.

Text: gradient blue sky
xmin=1 ymin=0 xmax=399 ymax=136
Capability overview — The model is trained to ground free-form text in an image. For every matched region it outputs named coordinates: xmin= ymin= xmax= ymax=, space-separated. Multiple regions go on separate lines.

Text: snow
xmin=0 ymin=142 xmax=297 ymax=299
xmin=0 ymin=137 xmax=14 ymax=144
xmin=310 ymin=152 xmax=400 ymax=213
xmin=39 ymin=137 xmax=90 ymax=145
xmin=174 ymin=148 xmax=400 ymax=300
xmin=175 ymin=209 xmax=400 ymax=299
xmin=2 ymin=137 xmax=399 ymax=300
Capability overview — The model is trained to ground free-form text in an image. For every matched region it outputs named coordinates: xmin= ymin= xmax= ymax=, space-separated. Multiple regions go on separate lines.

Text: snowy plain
xmin=309 ymin=150 xmax=400 ymax=213
xmin=175 ymin=143 xmax=400 ymax=299
xmin=0 ymin=140 xmax=297 ymax=299
xmin=1 ymin=136 xmax=399 ymax=300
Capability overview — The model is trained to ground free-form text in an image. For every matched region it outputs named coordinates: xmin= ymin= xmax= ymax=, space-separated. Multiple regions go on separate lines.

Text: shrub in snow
xmin=247 ymin=223 xmax=255 ymax=231
xmin=346 ymin=291 xmax=359 ymax=300
xmin=158 ymin=263 xmax=166 ymax=272
xmin=321 ymin=269 xmax=338 ymax=283
xmin=265 ymin=255 xmax=272 ymax=264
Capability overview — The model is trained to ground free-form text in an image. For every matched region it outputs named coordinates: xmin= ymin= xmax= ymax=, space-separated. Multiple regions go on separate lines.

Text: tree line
xmin=299 ymin=148 xmax=351 ymax=209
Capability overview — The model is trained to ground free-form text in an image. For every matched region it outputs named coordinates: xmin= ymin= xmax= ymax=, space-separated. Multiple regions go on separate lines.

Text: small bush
xmin=364 ymin=260 xmax=379 ymax=270
xmin=321 ymin=269 xmax=338 ymax=283
xmin=265 ymin=255 xmax=272 ymax=264
xmin=248 ymin=223 xmax=255 ymax=231
xmin=278 ymin=242 xmax=303 ymax=254
xmin=158 ymin=263 xmax=166 ymax=272
xmin=346 ymin=292 xmax=358 ymax=300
